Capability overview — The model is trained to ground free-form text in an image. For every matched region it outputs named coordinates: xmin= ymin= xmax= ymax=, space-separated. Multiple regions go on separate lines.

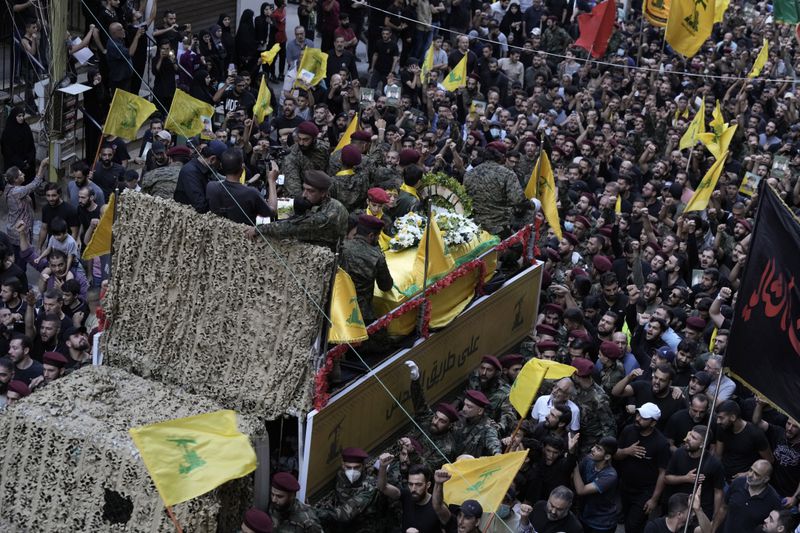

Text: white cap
xmin=531 ymin=27 xmax=541 ymax=36
xmin=157 ymin=130 xmax=172 ymax=142
xmin=637 ymin=402 xmax=662 ymax=420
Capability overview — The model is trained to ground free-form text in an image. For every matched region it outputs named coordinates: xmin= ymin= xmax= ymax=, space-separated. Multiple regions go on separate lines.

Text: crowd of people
xmin=4 ymin=0 xmax=800 ymax=532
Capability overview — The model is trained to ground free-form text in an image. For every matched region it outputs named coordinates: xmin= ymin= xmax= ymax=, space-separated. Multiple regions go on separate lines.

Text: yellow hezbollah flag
xmin=295 ymin=47 xmax=328 ymax=87
xmin=254 ymin=76 xmax=273 ymax=124
xmin=665 ymin=0 xmax=716 ymax=58
xmin=525 ymin=150 xmax=562 ymax=240
xmin=442 ymin=54 xmax=467 ymax=92
xmin=104 ymin=89 xmax=157 ymax=140
xmin=714 ymin=0 xmax=729 ymax=22
xmin=443 ymin=451 xmax=528 ymax=513
xmin=643 ymin=0 xmax=671 ymax=27
xmin=697 ymin=101 xmax=736 ymax=160
xmin=82 ymin=193 xmax=115 ymax=260
xmin=129 ymin=410 xmax=257 ymax=507
xmin=509 ymin=358 xmax=576 ymax=417
xmin=679 ymin=98 xmax=706 ymax=150
xmin=414 ymin=216 xmax=455 ymax=286
xmin=684 ymin=151 xmax=728 ymax=212
xmin=166 ymin=89 xmax=214 ymax=137
xmin=421 ymin=43 xmax=435 ymax=85
xmin=615 ymin=194 xmax=622 ymax=214
xmin=748 ymin=38 xmax=769 ymax=78
xmin=335 ymin=113 xmax=359 ymax=152
xmin=261 ymin=43 xmax=281 ymax=65
xmin=329 ymin=268 xmax=369 ymax=343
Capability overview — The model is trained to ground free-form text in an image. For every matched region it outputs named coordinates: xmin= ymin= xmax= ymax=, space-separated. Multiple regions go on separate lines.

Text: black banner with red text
xmin=726 ymin=184 xmax=800 ymax=423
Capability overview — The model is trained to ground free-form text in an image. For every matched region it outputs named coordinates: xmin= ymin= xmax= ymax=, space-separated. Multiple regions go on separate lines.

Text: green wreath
xmin=418 ymin=172 xmax=473 ymax=216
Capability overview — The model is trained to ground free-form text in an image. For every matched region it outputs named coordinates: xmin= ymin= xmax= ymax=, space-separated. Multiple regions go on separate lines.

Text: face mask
xmin=490 ymin=128 xmax=501 ymax=137
xmin=344 ymin=468 xmax=361 ymax=484
xmin=563 ymin=221 xmax=574 ymax=232
xmin=497 ymin=504 xmax=511 ymax=519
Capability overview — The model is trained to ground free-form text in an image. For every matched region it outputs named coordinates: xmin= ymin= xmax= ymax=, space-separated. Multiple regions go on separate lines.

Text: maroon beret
xmin=42 ymin=351 xmax=69 ymax=368
xmin=579 ymin=191 xmax=596 ymax=205
xmin=543 ymin=303 xmax=564 ymax=316
xmin=735 ymin=218 xmax=752 ymax=232
xmin=486 ymin=141 xmax=507 ymax=154
xmin=367 ymin=187 xmax=390 ymax=204
xmin=599 ymin=340 xmax=622 ymax=360
xmin=166 ymin=145 xmax=192 ymax=158
xmin=481 ymin=355 xmax=502 ymax=371
xmin=272 ymin=472 xmax=301 ymax=492
xmin=7 ymin=380 xmax=30 ymax=398
xmin=351 ymin=130 xmax=373 ymax=142
xmin=341 ymin=447 xmax=369 ymax=462
xmin=537 ymin=340 xmax=559 ymax=351
xmin=464 ymin=389 xmax=490 ymax=408
xmin=399 ymin=148 xmax=420 ymax=166
xmin=536 ymin=324 xmax=559 ymax=337
xmin=686 ymin=316 xmax=707 ymax=330
xmin=598 ymin=225 xmax=613 ymax=237
xmin=296 ymin=121 xmax=320 ymax=137
xmin=569 ymin=329 xmax=590 ymax=342
xmin=407 ymin=437 xmax=424 ymax=456
xmin=592 ymin=255 xmax=613 ymax=273
xmin=571 ymin=357 xmax=594 ymax=377
xmin=570 ymin=267 xmax=588 ymax=278
xmin=544 ymin=248 xmax=560 ymax=262
xmin=341 ymin=144 xmax=363 ymax=167
xmin=435 ymin=402 xmax=460 ymax=422
xmin=243 ymin=508 xmax=273 ymax=533
xmin=500 ymin=354 xmax=525 ymax=368
xmin=574 ymin=215 xmax=591 ymax=229
xmin=562 ymin=232 xmax=579 ymax=246
xmin=357 ymin=214 xmax=385 ymax=233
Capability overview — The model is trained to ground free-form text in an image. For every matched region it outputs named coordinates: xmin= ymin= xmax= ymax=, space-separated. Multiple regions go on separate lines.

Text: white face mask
xmin=496 ymin=504 xmax=512 ymax=519
xmin=344 ymin=468 xmax=361 ymax=484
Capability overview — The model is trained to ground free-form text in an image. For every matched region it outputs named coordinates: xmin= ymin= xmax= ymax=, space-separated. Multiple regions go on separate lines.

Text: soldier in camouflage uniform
xmin=499 ymin=354 xmax=525 ymax=387
xmin=251 ymin=170 xmax=348 ymax=250
xmin=140 ymin=146 xmax=190 ymax=199
xmin=406 ymin=361 xmax=459 ymax=467
xmin=383 ymin=436 xmax=427 ymax=490
xmin=370 ymin=150 xmax=401 ymax=189
xmin=570 ymin=358 xmax=617 ymax=457
xmin=597 ymin=340 xmax=627 ymax=411
xmin=465 ymin=355 xmax=517 ymax=437
xmin=330 ymin=145 xmax=370 ymax=212
xmin=340 ymin=215 xmax=393 ymax=323
xmin=455 ymin=390 xmax=502 ymax=457
xmin=282 ymin=121 xmax=330 ymax=197
xmin=316 ymin=447 xmax=388 ymax=533
xmin=463 ymin=141 xmax=527 ymax=237
xmin=268 ymin=472 xmax=324 ymax=532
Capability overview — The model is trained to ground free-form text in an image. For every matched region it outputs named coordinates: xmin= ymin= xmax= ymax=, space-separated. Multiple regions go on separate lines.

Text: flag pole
xmin=165 ymin=506 xmax=184 ymax=533
xmin=417 ymin=199 xmax=433 ymax=336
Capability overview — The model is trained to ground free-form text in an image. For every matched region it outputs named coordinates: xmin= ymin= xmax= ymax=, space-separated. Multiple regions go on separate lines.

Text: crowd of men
xmin=5 ymin=0 xmax=800 ymax=532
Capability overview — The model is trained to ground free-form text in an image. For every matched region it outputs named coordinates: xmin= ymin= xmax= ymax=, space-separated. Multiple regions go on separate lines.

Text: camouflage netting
xmin=0 ymin=366 xmax=263 ymax=532
xmin=102 ymin=192 xmax=335 ymax=418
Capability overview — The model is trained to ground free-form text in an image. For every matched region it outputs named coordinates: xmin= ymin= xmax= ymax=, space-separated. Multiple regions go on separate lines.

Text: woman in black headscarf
xmin=235 ymin=9 xmax=258 ymax=74
xmin=82 ymin=68 xmax=110 ymax=162
xmin=200 ymin=29 xmax=226 ymax=81
xmin=189 ymin=70 xmax=216 ymax=105
xmin=217 ymin=14 xmax=237 ymax=68
xmin=500 ymin=3 xmax=525 ymax=46
xmin=1 ymin=108 xmax=36 ymax=180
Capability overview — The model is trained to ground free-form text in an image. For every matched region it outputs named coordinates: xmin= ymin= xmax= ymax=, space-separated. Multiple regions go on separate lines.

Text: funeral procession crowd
xmin=4 ymin=0 xmax=800 ymax=531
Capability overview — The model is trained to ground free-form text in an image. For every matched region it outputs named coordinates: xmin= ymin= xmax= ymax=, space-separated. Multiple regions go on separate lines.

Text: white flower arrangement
xmin=388 ymin=210 xmax=481 ymax=250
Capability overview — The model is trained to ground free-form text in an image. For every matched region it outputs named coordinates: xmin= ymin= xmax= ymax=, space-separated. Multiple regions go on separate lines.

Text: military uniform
xmin=463 ymin=160 xmax=526 ymax=236
xmin=599 ymin=361 xmax=626 ymax=401
xmin=572 ymin=381 xmax=616 ymax=457
xmin=454 ymin=416 xmax=502 ymax=457
xmin=340 ymin=236 xmax=393 ymax=322
xmin=466 ymin=373 xmax=517 ymax=437
xmin=140 ymin=165 xmax=181 ymax=199
xmin=316 ymin=470 xmax=388 ymax=533
xmin=409 ymin=380 xmax=457 ymax=467
xmin=282 ymin=143 xmax=331 ymax=197
xmin=259 ymin=197 xmax=348 ymax=250
xmin=270 ymin=499 xmax=324 ymax=533
xmin=331 ymin=168 xmax=370 ymax=212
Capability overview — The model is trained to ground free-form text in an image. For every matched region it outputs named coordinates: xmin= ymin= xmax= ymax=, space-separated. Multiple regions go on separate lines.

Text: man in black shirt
xmin=665 ymin=425 xmax=724 ymax=520
xmin=207 ymin=148 xmax=277 ymax=225
xmin=529 ymin=486 xmax=583 ymax=533
xmin=7 ymin=334 xmax=42 ymax=386
xmin=77 ymin=186 xmax=102 ymax=249
xmin=715 ymin=400 xmax=773 ymax=482
xmin=93 ymin=145 xmax=126 ymax=198
xmin=326 ymin=36 xmax=358 ymax=82
xmin=40 ymin=183 xmax=79 ymax=248
xmin=369 ymin=27 xmax=399 ymax=89
xmin=721 ymin=460 xmax=781 ymax=533
xmin=644 ymin=493 xmax=690 ymax=533
xmin=222 ymin=76 xmax=256 ymax=116
xmin=664 ymin=393 xmax=712 ymax=451
xmin=378 ymin=455 xmax=445 ymax=533
xmin=612 ymin=363 xmax=687 ymax=431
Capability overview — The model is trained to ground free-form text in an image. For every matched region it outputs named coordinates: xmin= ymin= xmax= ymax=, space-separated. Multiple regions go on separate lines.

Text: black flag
xmin=726 ymin=184 xmax=800 ymax=423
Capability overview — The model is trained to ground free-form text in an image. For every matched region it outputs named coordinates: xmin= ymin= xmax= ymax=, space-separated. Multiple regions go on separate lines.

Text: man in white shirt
xmin=531 ymin=377 xmax=581 ymax=432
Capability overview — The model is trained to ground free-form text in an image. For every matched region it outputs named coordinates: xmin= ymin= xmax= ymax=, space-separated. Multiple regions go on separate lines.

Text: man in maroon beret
xmin=340 ymin=213 xmax=393 ymax=324
xmin=571 ymin=355 xmax=616 ymax=455
xmin=499 ymin=353 xmax=525 ymax=385
xmin=6 ymin=380 xmax=30 ymax=405
xmin=404 ymin=360 xmax=459 ymax=464
xmin=141 ymin=145 xmax=192 ymax=199
xmin=466 ymin=355 xmax=517 ymax=435
xmin=597 ymin=340 xmax=627 ymax=400
xmin=457 ymin=389 xmax=502 ymax=456
xmin=241 ymin=508 xmax=273 ymax=533
xmin=281 ymin=120 xmax=330 ymax=197
xmin=316 ymin=446 xmax=383 ymax=531
xmin=30 ymin=351 xmax=68 ymax=391
xmin=331 ymin=144 xmax=368 ymax=211
xmin=268 ymin=472 xmax=322 ymax=532
xmin=537 ymin=340 xmax=560 ymax=360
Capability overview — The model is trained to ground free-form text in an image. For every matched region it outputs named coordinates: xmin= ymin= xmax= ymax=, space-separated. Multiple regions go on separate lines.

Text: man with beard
xmin=595 ymin=309 xmax=619 ymax=343
xmin=221 ymin=76 xmax=256 ymax=117
xmin=316 ymin=447 xmax=385 ymax=532
xmin=7 ymin=334 xmax=42 ymax=386
xmin=466 ymin=355 xmax=516 ymax=436
xmin=664 ymin=393 xmax=711 ymax=451
xmin=665 ymin=425 xmax=725 ymax=522
xmin=268 ymin=472 xmax=323 ymax=532
xmin=614 ymin=403 xmax=671 ymax=533
xmin=0 ymin=357 xmax=15 ymax=408
xmin=528 ymin=486 xmax=583 ymax=533
xmin=17 ymin=223 xmax=89 ymax=298
xmin=752 ymin=402 xmax=800 ymax=507
xmin=76 ymin=186 xmax=102 ymax=249
xmin=63 ymin=325 xmax=92 ymax=373
xmin=598 ymin=274 xmax=628 ymax=326
xmin=627 ymin=316 xmax=669 ymax=368
xmin=719 ymin=460 xmax=781 ymax=533
xmin=174 ymin=140 xmax=227 ymax=214
xmin=274 ymin=96 xmax=304 ymax=139
xmin=282 ymin=122 xmax=331 ymax=198
xmin=499 ymin=354 xmax=524 ymax=386
xmin=432 ymin=476 xmax=483 ymax=533
xmin=407 ymin=361 xmax=459 ymax=465
xmin=613 ymin=363 xmax=686 ymax=431
xmin=39 ymin=183 xmax=79 ymax=249
xmin=703 ymin=354 xmax=736 ymax=402
xmin=571 ymin=358 xmax=616 ymax=456
xmin=92 ymin=145 xmax=126 ymax=198
xmin=455 ymin=390 xmax=502 ymax=457
xmin=761 ymin=510 xmax=800 ymax=533
xmin=29 ymin=351 xmax=68 ymax=391
xmin=141 ymin=146 xmax=192 ymax=200
xmin=525 ymin=435 xmax=579 ymax=509
xmin=378 ymin=458 xmax=443 ymax=533
xmin=715 ymin=400 xmax=773 ymax=482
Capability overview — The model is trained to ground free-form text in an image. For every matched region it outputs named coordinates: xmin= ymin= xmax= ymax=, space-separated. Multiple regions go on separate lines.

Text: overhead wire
xmin=79 ymin=2 xmax=518 ymax=528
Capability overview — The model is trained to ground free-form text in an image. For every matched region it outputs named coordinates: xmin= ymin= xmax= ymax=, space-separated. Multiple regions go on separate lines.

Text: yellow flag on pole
xmin=165 ymin=89 xmax=215 ymax=137
xmin=684 ymin=151 xmax=728 ymax=212
xmin=615 ymin=194 xmax=622 ymax=214
xmin=260 ymin=43 xmax=281 ymax=65
xmin=665 ymin=0 xmax=716 ymax=58
xmin=442 ymin=54 xmax=467 ymax=92
xmin=295 ymin=47 xmax=328 ymax=87
xmin=335 ymin=113 xmax=359 ymax=152
xmin=748 ymin=39 xmax=769 ymax=78
xmin=329 ymin=268 xmax=369 ymax=343
xmin=643 ymin=0 xmax=671 ymax=27
xmin=104 ymin=89 xmax=157 ymax=140
xmin=253 ymin=76 xmax=273 ymax=124
xmin=679 ymin=98 xmax=706 ymax=150
xmin=128 ymin=410 xmax=257 ymax=507
xmin=443 ymin=451 xmax=528 ymax=513
xmin=414 ymin=216 xmax=455 ymax=287
xmin=82 ymin=193 xmax=115 ymax=260
xmin=525 ymin=150 xmax=562 ymax=240
xmin=421 ymin=44 xmax=435 ymax=85
xmin=714 ymin=0 xmax=730 ymax=22
xmin=697 ymin=101 xmax=736 ymax=160
xmin=509 ymin=358 xmax=576 ymax=417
